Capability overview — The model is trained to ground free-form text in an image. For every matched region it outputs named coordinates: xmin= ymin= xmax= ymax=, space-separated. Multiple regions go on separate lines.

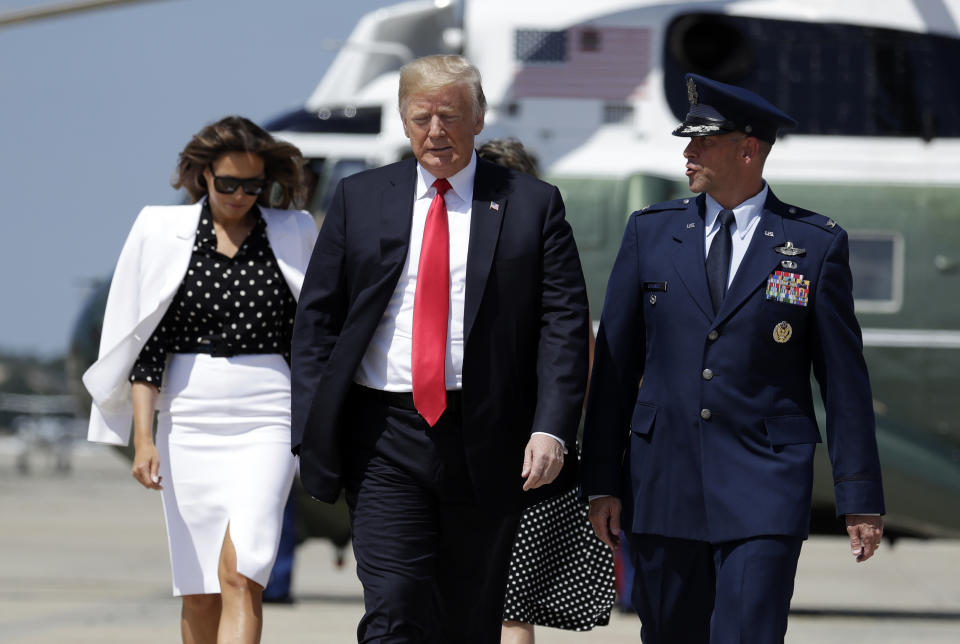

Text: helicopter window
xmin=581 ymin=29 xmax=601 ymax=52
xmin=263 ymin=107 xmax=382 ymax=135
xmin=665 ymin=13 xmax=960 ymax=140
xmin=603 ymin=103 xmax=634 ymax=124
xmin=302 ymin=159 xmax=372 ymax=227
xmin=516 ymin=30 xmax=567 ymax=63
xmin=847 ymin=231 xmax=903 ymax=313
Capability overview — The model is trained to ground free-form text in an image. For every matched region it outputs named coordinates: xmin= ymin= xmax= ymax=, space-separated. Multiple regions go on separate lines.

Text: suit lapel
xmin=263 ymin=208 xmax=305 ymax=300
xmin=464 ymin=160 xmax=506 ymax=342
xmin=672 ymin=196 xmax=714 ymax=321
xmin=379 ymin=160 xmax=418 ymax=271
xmin=158 ymin=202 xmax=203 ymax=302
xmin=714 ymin=197 xmax=786 ymax=323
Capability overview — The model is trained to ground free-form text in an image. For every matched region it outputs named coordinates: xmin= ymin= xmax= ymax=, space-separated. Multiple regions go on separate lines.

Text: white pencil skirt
xmin=155 ymin=353 xmax=296 ymax=596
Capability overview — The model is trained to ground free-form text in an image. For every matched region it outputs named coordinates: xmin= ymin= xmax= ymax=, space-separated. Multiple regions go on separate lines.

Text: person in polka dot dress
xmin=477 ymin=139 xmax=616 ymax=643
xmin=83 ymin=116 xmax=318 ymax=643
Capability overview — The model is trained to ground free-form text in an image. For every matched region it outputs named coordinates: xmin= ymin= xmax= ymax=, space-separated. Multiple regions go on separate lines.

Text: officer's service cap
xmin=672 ymin=73 xmax=797 ymax=144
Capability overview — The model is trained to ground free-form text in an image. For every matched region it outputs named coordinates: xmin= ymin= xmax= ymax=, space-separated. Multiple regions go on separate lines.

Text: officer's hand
xmin=589 ymin=496 xmax=622 ymax=550
xmin=521 ymin=434 xmax=564 ymax=490
xmin=846 ymin=514 xmax=883 ymax=562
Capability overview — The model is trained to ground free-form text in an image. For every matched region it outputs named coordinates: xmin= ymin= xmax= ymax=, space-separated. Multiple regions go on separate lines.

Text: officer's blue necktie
xmin=706 ymin=208 xmax=736 ymax=314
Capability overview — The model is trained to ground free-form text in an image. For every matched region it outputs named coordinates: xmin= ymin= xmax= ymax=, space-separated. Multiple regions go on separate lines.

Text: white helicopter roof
xmin=284 ymin=0 xmax=960 ymax=186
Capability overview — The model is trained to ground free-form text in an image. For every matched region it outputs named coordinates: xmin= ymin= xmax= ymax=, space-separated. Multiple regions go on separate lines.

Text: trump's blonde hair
xmin=398 ymin=55 xmax=486 ymax=120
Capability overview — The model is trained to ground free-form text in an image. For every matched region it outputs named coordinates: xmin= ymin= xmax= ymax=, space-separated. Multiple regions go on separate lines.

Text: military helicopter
xmin=69 ymin=0 xmax=960 ymax=542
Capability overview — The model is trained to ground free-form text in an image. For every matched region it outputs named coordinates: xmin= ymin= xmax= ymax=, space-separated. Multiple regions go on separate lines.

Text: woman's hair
xmin=398 ymin=55 xmax=486 ymax=120
xmin=477 ymin=138 xmax=540 ymax=177
xmin=172 ymin=115 xmax=306 ymax=208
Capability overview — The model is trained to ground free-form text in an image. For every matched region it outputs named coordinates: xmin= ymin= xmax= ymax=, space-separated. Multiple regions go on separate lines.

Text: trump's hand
xmin=589 ymin=496 xmax=621 ymax=550
xmin=521 ymin=434 xmax=564 ymax=491
xmin=846 ymin=514 xmax=884 ymax=562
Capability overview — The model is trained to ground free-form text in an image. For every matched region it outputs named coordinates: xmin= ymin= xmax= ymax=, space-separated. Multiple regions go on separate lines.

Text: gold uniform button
xmin=700 ymin=408 xmax=712 ymax=420
xmin=707 ymin=329 xmax=719 ymax=341
xmin=702 ymin=369 xmax=713 ymax=380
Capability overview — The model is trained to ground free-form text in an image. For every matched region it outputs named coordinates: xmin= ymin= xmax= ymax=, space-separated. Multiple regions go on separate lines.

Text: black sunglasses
xmin=209 ymin=168 xmax=267 ymax=196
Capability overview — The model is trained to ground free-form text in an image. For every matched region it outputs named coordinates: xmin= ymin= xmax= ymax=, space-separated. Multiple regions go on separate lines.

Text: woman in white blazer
xmin=84 ymin=116 xmax=317 ymax=643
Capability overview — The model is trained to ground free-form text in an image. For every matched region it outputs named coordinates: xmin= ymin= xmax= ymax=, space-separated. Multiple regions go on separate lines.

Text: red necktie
xmin=412 ymin=178 xmax=451 ymax=426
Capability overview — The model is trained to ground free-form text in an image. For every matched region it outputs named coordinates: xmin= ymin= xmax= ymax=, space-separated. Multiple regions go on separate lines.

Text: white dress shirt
xmin=354 ymin=153 xmax=476 ymax=391
xmin=702 ymin=183 xmax=769 ymax=284
xmin=352 ymin=154 xmax=565 ymax=451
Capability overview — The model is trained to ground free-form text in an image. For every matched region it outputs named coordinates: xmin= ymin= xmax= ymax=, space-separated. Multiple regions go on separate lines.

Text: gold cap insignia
xmin=773 ymin=321 xmax=793 ymax=343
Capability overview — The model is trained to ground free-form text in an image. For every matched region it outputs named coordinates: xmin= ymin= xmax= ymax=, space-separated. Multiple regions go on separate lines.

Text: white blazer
xmin=83 ymin=201 xmax=318 ymax=445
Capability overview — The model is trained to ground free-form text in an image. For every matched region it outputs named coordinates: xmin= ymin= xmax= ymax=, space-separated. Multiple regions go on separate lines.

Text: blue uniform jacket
xmin=581 ymin=189 xmax=884 ymax=542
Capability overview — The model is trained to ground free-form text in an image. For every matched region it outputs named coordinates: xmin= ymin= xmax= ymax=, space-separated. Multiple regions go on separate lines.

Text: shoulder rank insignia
xmin=774 ymin=241 xmax=805 ymax=256
xmin=766 ymin=270 xmax=810 ymax=307
xmin=825 ymin=218 xmax=837 ymax=228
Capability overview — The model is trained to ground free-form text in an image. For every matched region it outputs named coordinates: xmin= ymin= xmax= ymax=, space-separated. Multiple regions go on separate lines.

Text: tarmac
xmin=1 ymin=438 xmax=959 ymax=643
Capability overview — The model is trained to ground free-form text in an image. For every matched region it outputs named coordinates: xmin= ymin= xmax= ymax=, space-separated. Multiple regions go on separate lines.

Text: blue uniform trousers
xmin=629 ymin=533 xmax=802 ymax=644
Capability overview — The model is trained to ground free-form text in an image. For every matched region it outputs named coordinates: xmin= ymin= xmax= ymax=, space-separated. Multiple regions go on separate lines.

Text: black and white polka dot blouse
xmin=129 ymin=205 xmax=297 ymax=388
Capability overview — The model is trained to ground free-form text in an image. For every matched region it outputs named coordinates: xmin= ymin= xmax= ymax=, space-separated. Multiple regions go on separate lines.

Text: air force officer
xmin=581 ymin=74 xmax=885 ymax=644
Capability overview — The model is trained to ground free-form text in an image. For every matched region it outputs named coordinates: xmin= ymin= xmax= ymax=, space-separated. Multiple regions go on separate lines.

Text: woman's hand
xmin=132 ymin=441 xmax=162 ymax=490
xmin=131 ymin=380 xmax=161 ymax=490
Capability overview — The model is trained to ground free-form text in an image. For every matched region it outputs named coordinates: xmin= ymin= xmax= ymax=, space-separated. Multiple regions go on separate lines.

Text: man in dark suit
xmin=581 ymin=74 xmax=885 ymax=644
xmin=291 ymin=55 xmax=589 ymax=643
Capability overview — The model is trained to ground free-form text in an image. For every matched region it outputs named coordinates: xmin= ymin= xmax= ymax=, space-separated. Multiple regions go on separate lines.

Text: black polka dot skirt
xmin=502 ymin=487 xmax=616 ymax=631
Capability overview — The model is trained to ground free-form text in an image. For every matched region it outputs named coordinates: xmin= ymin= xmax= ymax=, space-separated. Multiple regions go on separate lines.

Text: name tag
xmin=641 ymin=281 xmax=668 ymax=292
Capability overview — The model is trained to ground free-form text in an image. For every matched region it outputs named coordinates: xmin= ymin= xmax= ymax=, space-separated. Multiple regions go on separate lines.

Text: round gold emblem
xmin=773 ymin=321 xmax=793 ymax=343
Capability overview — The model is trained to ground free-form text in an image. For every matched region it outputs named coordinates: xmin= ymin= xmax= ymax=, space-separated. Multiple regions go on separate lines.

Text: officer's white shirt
xmin=703 ymin=183 xmax=768 ymax=284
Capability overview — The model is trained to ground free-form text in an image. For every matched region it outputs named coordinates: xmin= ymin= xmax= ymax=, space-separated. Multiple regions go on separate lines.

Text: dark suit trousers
xmin=343 ymin=386 xmax=522 ymax=644
xmin=629 ymin=534 xmax=802 ymax=644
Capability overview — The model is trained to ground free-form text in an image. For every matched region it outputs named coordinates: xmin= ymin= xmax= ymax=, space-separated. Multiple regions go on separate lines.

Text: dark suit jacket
xmin=581 ymin=189 xmax=885 ymax=542
xmin=291 ymin=157 xmax=589 ymax=509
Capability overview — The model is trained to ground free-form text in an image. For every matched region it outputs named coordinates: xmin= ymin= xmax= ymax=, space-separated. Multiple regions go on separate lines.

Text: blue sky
xmin=0 ymin=0 xmax=397 ymax=356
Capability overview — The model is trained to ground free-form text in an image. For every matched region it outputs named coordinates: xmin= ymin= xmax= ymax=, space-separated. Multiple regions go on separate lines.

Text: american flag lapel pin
xmin=490 ymin=201 xmax=500 ymax=212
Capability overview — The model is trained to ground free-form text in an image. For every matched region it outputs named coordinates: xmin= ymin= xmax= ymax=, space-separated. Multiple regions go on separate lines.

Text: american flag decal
xmin=513 ymin=26 xmax=651 ymax=100
xmin=490 ymin=201 xmax=500 ymax=211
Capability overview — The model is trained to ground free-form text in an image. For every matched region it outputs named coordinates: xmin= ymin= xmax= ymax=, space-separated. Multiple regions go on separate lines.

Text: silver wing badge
xmin=774 ymin=241 xmax=806 ymax=257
